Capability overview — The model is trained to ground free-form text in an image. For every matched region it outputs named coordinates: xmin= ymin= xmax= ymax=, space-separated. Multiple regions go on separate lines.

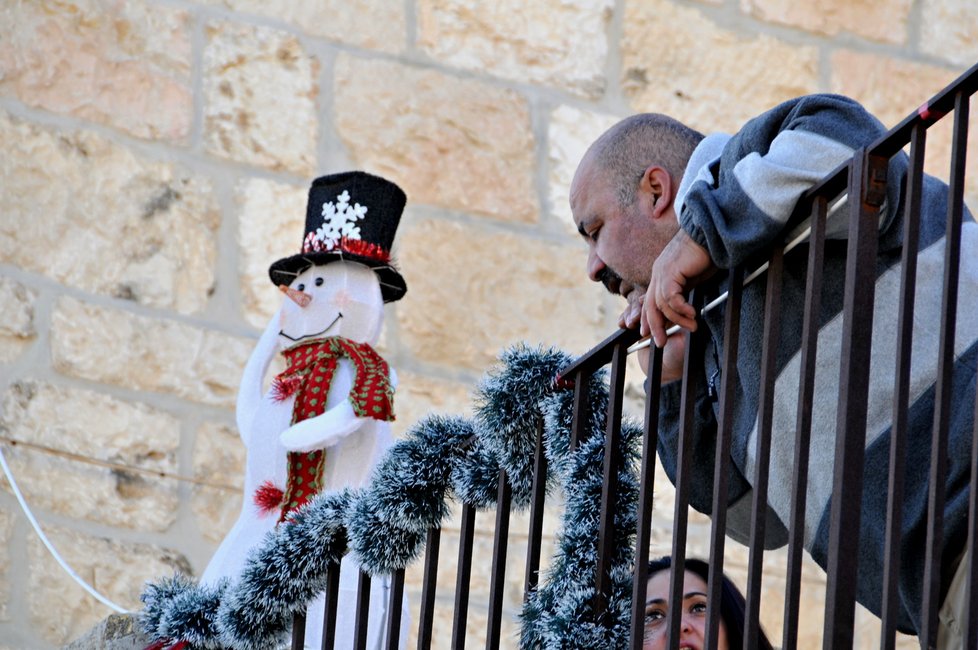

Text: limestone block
xmin=63 ymin=613 xmax=151 ymax=650
xmin=0 ymin=0 xmax=192 ymax=141
xmin=741 ymin=0 xmax=912 ymax=44
xmin=236 ymin=177 xmax=308 ymax=328
xmin=548 ymin=105 xmax=621 ymax=236
xmin=196 ymin=0 xmax=406 ymax=53
xmin=0 ymin=277 xmax=37 ymax=363
xmin=921 ymin=0 xmax=978 ymax=68
xmin=830 ymin=51 xmax=978 ymax=212
xmin=391 ymin=371 xmax=475 ymax=439
xmin=204 ymin=21 xmax=319 ymax=175
xmin=0 ymin=381 xmax=180 ymax=531
xmin=0 ymin=111 xmax=219 ymax=315
xmin=621 ymin=0 xmax=818 ymax=134
xmin=27 ymin=525 xmax=190 ymax=646
xmin=191 ymin=420 xmax=246 ymax=546
xmin=334 ymin=56 xmax=538 ymax=224
xmin=50 ymin=297 xmax=252 ymax=408
xmin=398 ymin=215 xmax=611 ymax=372
xmin=417 ymin=0 xmax=612 ymax=98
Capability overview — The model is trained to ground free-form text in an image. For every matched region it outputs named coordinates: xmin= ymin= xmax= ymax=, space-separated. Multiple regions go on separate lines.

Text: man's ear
xmin=640 ymin=166 xmax=673 ymax=220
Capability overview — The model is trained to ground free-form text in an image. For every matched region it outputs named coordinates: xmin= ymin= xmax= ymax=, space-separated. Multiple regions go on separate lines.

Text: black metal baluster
xmin=666 ymin=291 xmax=705 ymax=650
xmin=920 ymin=90 xmax=969 ymax=649
xmin=570 ymin=372 xmax=590 ymax=453
xmin=878 ymin=123 xmax=926 ymax=650
xmin=416 ymin=528 xmax=441 ymax=650
xmin=822 ymin=150 xmax=887 ymax=649
xmin=744 ymin=245 xmax=784 ymax=650
xmin=781 ymin=196 xmax=827 ymax=650
xmin=353 ymin=571 xmax=372 ymax=650
xmin=385 ymin=569 xmax=405 ymax=650
xmin=524 ymin=419 xmax=548 ymax=599
xmin=292 ymin=611 xmax=306 ymax=650
xmin=486 ymin=469 xmax=512 ymax=649
xmin=451 ymin=504 xmax=477 ymax=650
xmin=593 ymin=338 xmax=630 ymax=618
xmin=320 ymin=561 xmax=341 ymax=650
xmin=630 ymin=344 xmax=664 ymax=650
xmin=705 ymin=265 xmax=744 ymax=650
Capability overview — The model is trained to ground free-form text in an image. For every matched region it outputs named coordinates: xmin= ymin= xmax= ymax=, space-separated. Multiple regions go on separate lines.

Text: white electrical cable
xmin=0 ymin=443 xmax=130 ymax=613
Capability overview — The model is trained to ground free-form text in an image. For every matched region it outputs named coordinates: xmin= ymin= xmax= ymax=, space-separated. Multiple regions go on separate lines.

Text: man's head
xmin=570 ymin=113 xmax=703 ymax=301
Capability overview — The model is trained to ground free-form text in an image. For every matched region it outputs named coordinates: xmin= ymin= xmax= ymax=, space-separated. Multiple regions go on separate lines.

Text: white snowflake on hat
xmin=308 ymin=189 xmax=368 ymax=252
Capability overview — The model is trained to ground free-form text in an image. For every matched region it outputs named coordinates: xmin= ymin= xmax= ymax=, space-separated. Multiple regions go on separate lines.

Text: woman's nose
xmin=279 ymin=285 xmax=312 ymax=308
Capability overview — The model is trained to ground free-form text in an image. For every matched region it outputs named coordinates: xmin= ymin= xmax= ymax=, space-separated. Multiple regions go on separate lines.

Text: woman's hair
xmin=646 ymin=556 xmax=775 ymax=650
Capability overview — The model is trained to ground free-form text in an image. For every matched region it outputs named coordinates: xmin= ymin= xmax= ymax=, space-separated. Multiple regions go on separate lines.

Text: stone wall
xmin=0 ymin=1 xmax=974 ymax=648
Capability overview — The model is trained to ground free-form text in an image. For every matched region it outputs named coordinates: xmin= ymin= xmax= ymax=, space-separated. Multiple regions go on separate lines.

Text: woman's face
xmin=643 ymin=569 xmax=728 ymax=650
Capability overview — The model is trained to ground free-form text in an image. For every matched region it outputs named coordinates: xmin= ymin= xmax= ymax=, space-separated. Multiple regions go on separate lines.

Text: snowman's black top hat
xmin=268 ymin=171 xmax=408 ymax=302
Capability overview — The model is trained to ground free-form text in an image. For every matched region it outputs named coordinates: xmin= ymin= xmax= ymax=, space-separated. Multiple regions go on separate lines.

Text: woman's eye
xmin=314 ymin=277 xmax=324 ymax=286
xmin=644 ymin=609 xmax=665 ymax=623
xmin=691 ymin=602 xmax=708 ymax=615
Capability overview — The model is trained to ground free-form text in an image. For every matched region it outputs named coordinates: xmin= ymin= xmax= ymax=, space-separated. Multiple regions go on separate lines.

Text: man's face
xmin=570 ymin=162 xmax=669 ymax=304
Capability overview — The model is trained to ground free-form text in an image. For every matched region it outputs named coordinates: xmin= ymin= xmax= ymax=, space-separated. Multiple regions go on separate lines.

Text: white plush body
xmin=202 ymin=262 xmax=408 ymax=649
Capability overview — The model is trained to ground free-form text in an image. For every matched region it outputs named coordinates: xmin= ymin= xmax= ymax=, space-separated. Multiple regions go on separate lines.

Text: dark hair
xmin=586 ymin=113 xmax=704 ymax=208
xmin=646 ymin=556 xmax=775 ymax=650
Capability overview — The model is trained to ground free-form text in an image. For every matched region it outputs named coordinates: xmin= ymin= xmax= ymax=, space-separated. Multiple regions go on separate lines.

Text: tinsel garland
xmin=139 ymin=344 xmax=643 ymax=649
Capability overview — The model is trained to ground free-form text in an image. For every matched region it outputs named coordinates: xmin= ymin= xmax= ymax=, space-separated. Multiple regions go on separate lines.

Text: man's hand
xmin=642 ymin=228 xmax=714 ymax=347
xmin=617 ymin=289 xmax=645 ymax=330
xmin=637 ymin=332 xmax=686 ymax=384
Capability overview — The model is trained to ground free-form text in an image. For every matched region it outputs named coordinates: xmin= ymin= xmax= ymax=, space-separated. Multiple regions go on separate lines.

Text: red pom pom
xmin=253 ymin=481 xmax=284 ymax=515
xmin=271 ymin=376 xmax=302 ymax=401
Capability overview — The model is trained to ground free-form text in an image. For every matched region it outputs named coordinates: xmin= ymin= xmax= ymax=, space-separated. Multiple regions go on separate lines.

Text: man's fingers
xmin=661 ymin=293 xmax=697 ymax=331
xmin=647 ymin=302 xmax=668 ymax=348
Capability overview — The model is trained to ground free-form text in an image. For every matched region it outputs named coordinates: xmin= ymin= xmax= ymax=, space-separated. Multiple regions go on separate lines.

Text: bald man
xmin=570 ymin=94 xmax=978 ymax=648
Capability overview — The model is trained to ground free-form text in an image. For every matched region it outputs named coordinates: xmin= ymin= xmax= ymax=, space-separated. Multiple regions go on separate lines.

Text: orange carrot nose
xmin=279 ymin=285 xmax=312 ymax=307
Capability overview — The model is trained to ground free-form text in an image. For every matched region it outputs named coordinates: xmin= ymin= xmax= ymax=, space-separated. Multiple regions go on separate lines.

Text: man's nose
xmin=279 ymin=285 xmax=312 ymax=308
xmin=586 ymin=248 xmax=605 ymax=283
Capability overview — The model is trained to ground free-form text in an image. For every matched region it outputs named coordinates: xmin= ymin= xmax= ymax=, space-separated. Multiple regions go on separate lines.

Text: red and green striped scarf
xmin=253 ymin=336 xmax=394 ymax=522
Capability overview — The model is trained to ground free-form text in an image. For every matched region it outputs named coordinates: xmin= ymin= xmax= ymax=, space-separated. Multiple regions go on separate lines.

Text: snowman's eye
xmin=315 ymin=277 xmax=324 ymax=287
xmin=297 ymin=283 xmax=305 ymax=291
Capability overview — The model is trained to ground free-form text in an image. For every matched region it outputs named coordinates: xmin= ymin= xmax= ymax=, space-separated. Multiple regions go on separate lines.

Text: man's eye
xmin=589 ymin=228 xmax=600 ymax=242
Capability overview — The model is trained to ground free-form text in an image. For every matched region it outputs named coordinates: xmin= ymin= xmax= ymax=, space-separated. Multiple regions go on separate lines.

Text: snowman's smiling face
xmin=278 ymin=261 xmax=384 ymax=346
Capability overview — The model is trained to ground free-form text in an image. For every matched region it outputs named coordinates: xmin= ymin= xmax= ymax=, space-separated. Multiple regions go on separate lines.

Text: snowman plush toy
xmin=202 ymin=171 xmax=410 ymax=649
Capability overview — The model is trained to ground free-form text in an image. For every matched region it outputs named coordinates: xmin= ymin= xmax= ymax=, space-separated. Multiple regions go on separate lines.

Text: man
xmin=570 ymin=94 xmax=978 ymax=647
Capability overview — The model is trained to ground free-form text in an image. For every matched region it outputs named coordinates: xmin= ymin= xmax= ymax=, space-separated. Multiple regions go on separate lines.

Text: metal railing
xmin=293 ymin=62 xmax=978 ymax=649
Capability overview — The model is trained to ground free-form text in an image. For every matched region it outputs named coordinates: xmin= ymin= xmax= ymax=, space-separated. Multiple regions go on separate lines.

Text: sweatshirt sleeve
xmin=679 ymin=94 xmax=891 ymax=269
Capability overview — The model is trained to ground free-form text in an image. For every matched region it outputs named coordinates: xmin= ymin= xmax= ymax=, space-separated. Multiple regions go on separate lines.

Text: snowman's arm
xmin=236 ymin=311 xmax=282 ymax=445
xmin=279 ymin=400 xmax=363 ymax=452
xmin=280 ymin=359 xmax=395 ymax=453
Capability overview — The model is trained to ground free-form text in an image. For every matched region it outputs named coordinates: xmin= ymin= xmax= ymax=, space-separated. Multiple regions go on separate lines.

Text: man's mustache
xmin=597 ymin=266 xmax=623 ymax=295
